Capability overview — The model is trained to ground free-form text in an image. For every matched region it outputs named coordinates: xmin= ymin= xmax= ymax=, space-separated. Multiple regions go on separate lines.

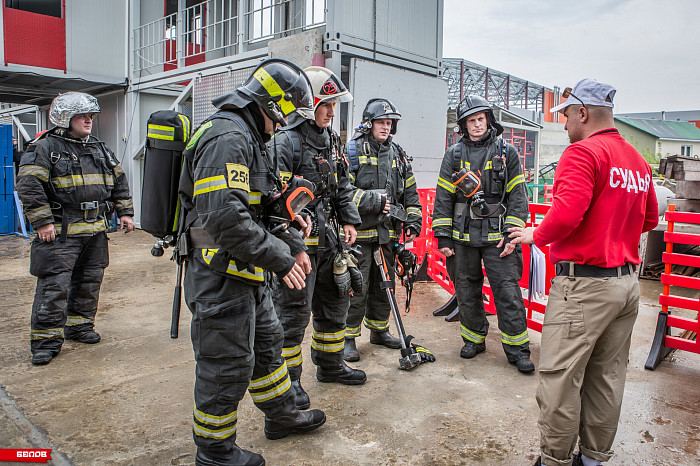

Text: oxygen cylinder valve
xmin=356 ymin=120 xmax=372 ymax=132
xmin=470 ymin=191 xmax=490 ymax=216
xmin=151 ymin=236 xmax=175 ymax=257
xmin=151 ymin=242 xmax=165 ymax=257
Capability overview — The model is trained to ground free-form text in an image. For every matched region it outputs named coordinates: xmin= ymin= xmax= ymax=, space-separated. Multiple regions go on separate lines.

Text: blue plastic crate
xmin=0 ymin=125 xmax=18 ymax=234
xmin=0 ymin=125 xmax=11 ymax=196
xmin=0 ymin=194 xmax=17 ymax=234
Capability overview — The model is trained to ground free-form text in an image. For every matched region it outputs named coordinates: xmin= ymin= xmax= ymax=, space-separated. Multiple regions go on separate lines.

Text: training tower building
xmin=1 ymin=1 xmax=561 ymax=224
xmin=1 ymin=0 xmax=448 ymax=224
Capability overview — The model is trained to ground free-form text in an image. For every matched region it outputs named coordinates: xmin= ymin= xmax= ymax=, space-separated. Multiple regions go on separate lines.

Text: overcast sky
xmin=442 ymin=0 xmax=700 ymax=114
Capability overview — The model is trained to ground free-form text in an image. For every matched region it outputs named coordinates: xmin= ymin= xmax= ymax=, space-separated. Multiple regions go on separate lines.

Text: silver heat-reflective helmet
xmin=49 ymin=92 xmax=100 ymax=128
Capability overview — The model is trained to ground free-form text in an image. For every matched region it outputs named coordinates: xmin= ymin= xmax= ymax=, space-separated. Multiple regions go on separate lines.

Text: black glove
xmin=333 ymin=253 xmax=352 ymax=297
xmin=411 ymin=344 xmax=435 ymax=363
xmin=343 ymin=251 xmax=363 ymax=295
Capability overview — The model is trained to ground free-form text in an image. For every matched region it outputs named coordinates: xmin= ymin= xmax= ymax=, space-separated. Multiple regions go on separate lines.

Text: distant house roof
xmin=616 ymin=110 xmax=700 ymax=122
xmin=493 ymin=105 xmax=543 ymax=130
xmin=615 ymin=117 xmax=700 ymax=141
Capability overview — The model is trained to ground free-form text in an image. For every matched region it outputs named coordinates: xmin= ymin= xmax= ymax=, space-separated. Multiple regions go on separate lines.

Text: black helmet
xmin=456 ymin=95 xmax=503 ymax=136
xmin=238 ymin=58 xmax=314 ymax=127
xmin=360 ymin=98 xmax=401 ymax=134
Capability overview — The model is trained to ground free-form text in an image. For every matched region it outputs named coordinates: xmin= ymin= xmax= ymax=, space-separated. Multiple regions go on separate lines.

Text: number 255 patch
xmin=226 ymin=163 xmax=250 ymax=191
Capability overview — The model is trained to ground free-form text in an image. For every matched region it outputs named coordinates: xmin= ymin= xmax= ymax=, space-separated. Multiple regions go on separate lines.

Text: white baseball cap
xmin=550 ymin=78 xmax=616 ymax=113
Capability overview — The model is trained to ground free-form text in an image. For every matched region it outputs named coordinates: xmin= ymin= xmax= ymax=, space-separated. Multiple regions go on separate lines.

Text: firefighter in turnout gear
xmin=178 ymin=59 xmax=325 ymax=466
xmin=342 ymin=98 xmax=422 ymax=362
xmin=432 ymin=95 xmax=535 ymax=373
xmin=268 ymin=67 xmax=366 ymax=410
xmin=17 ymin=92 xmax=135 ymax=366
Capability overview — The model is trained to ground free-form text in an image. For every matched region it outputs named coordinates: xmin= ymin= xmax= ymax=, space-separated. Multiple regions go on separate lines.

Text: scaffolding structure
xmin=443 ymin=58 xmax=548 ymax=112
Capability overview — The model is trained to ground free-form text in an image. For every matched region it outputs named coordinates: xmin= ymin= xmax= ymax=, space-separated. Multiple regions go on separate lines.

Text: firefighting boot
xmin=264 ymin=404 xmax=326 ymax=440
xmin=31 ymin=351 xmax=55 ymax=366
xmin=460 ymin=342 xmax=485 ymax=359
xmin=343 ymin=338 xmax=360 ymax=362
xmin=369 ymin=329 xmax=402 ymax=349
xmin=195 ymin=446 xmax=264 ymax=466
xmin=66 ymin=330 xmax=101 ymax=344
xmin=513 ymin=357 xmax=535 ymax=374
xmin=316 ymin=361 xmax=367 ymax=385
xmin=291 ymin=379 xmax=310 ymax=410
xmin=533 ymin=453 xmax=587 ymax=466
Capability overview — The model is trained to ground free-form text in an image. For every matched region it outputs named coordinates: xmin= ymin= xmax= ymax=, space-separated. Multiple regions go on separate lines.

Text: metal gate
xmin=192 ymin=67 xmax=254 ymax=126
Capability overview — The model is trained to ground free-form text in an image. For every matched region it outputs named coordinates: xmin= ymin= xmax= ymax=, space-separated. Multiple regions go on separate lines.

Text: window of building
xmin=5 ymin=0 xmax=62 ymax=18
xmin=250 ymin=0 xmax=274 ymax=41
xmin=681 ymin=145 xmax=692 ymax=157
xmin=305 ymin=0 xmax=325 ymax=27
xmin=165 ymin=0 xmax=207 ymax=44
xmin=165 ymin=0 xmax=207 ymax=16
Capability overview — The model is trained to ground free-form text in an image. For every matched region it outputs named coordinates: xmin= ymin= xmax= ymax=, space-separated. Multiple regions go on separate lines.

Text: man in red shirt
xmin=509 ymin=78 xmax=658 ymax=466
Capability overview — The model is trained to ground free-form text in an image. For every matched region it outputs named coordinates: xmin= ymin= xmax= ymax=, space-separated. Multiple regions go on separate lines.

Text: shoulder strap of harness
xmin=97 ymin=141 xmax=120 ymax=169
xmin=286 ymin=129 xmax=304 ymax=175
xmin=498 ymin=138 xmax=507 ymax=159
xmin=392 ymin=142 xmax=411 ymax=174
xmin=206 ymin=111 xmax=253 ymax=147
xmin=347 ymin=138 xmax=359 ymax=171
xmin=452 ymin=141 xmax=462 ymax=172
xmin=497 ymin=138 xmax=509 ymax=205
xmin=452 ymin=138 xmax=507 ymax=173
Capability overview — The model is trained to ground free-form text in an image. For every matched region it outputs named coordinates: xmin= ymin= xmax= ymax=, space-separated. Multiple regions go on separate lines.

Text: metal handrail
xmin=181 ymin=0 xmax=239 ymax=60
xmin=132 ymin=0 xmax=326 ymax=74
xmin=133 ymin=12 xmax=177 ymax=72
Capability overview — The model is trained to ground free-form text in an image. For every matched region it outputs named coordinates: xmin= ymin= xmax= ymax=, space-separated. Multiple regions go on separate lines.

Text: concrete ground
xmin=0 ymin=229 xmax=698 ymax=466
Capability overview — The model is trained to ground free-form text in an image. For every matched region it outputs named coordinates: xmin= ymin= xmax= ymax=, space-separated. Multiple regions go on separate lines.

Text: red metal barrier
xmin=543 ymin=183 xmax=553 ymax=203
xmin=646 ymin=204 xmax=700 ymax=369
xmin=520 ymin=203 xmax=555 ymax=332
xmin=415 ymin=188 xmax=554 ymax=332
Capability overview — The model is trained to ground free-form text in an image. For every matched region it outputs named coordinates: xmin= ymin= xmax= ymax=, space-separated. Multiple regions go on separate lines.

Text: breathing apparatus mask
xmin=392 ymin=240 xmax=418 ymax=313
xmin=451 ymin=168 xmax=490 ymax=217
xmin=395 ymin=243 xmax=417 ymax=280
xmin=265 ymin=176 xmax=316 ymax=232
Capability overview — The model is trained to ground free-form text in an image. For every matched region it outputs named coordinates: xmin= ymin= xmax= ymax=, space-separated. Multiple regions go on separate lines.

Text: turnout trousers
xmin=447 ymin=242 xmax=530 ymax=361
xmin=537 ymin=273 xmax=639 ymax=466
xmin=274 ymin=244 xmax=349 ymax=378
xmin=185 ymin=253 xmax=296 ymax=455
xmin=346 ymin=242 xmax=395 ymax=338
xmin=29 ymin=232 xmax=109 ymax=355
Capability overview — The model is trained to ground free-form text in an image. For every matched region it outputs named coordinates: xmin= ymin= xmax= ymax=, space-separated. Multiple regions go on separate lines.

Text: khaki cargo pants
xmin=537 ymin=272 xmax=639 ymax=466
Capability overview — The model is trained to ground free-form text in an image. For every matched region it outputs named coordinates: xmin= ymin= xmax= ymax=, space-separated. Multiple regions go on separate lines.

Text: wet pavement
xmin=0 ymin=230 xmax=698 ymax=465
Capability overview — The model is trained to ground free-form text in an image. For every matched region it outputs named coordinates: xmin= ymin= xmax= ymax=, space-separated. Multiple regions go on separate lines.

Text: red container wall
xmin=3 ymin=6 xmax=66 ymax=71
xmin=543 ymin=89 xmax=555 ymax=123
xmin=164 ymin=39 xmax=205 ymax=71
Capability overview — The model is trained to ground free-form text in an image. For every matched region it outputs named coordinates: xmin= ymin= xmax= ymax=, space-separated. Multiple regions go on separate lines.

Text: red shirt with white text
xmin=533 ymin=128 xmax=658 ymax=267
